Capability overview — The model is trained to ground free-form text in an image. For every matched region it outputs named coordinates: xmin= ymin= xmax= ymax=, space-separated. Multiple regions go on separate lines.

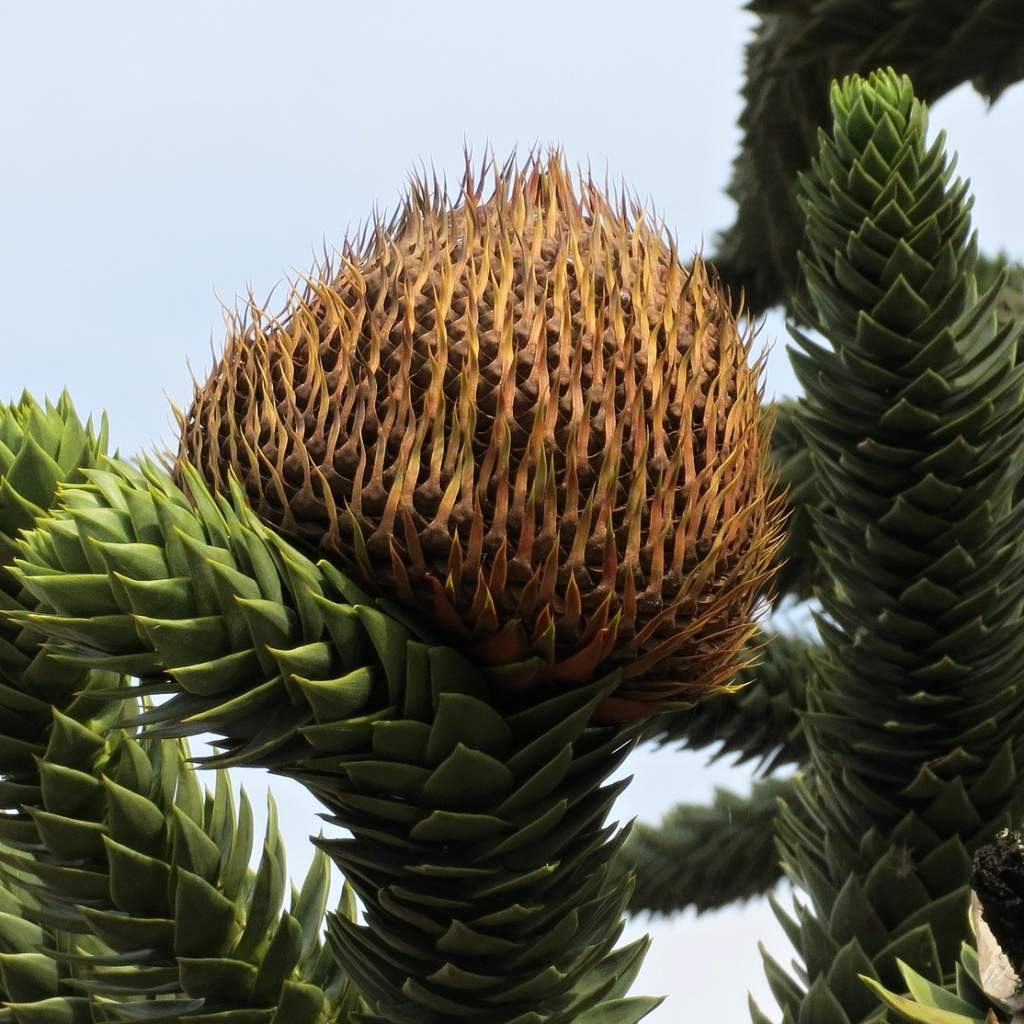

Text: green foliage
xmin=0 ymin=876 xmax=89 ymax=1022
xmin=768 ymin=400 xmax=825 ymax=606
xmin=6 ymin=11 xmax=1024 ymax=1022
xmin=623 ymin=624 xmax=814 ymax=924
xmin=977 ymin=253 xmax=1024 ymax=335
xmin=716 ymin=1 xmax=1024 ymax=314
xmin=0 ymin=395 xmax=354 ymax=1022
xmin=754 ymin=67 xmax=1024 ymax=1022
xmin=0 ymin=721 xmax=356 ymax=1022
xmin=0 ymin=394 xmax=121 ymax=1016
xmin=9 ymin=457 xmax=659 ymax=1024
xmin=0 ymin=392 xmax=120 ymax=811
xmin=864 ymin=944 xmax=998 ymax=1024
xmin=625 ymin=247 xmax=1024 ymax=928
xmin=622 ymin=777 xmax=796 ymax=916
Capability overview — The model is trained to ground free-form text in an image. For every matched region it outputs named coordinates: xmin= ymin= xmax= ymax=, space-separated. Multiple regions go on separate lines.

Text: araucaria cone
xmin=178 ymin=152 xmax=785 ymax=721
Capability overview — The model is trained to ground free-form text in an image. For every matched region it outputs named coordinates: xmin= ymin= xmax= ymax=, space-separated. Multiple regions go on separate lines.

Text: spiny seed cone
xmin=177 ymin=151 xmax=785 ymax=721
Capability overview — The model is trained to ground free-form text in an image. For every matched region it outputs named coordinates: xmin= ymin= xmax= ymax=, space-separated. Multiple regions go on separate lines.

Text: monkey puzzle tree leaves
xmin=0 ymin=393 xmax=118 ymax=810
xmin=716 ymin=0 xmax=1024 ymax=315
xmin=0 ymin=719 xmax=358 ymax=1024
xmin=746 ymin=67 xmax=1024 ymax=1023
xmin=0 ymin=394 xmax=116 ymax=1019
xmin=623 ymin=776 xmax=796 ymax=917
xmin=620 ymin=246 xmax=1024 ymax=929
xmin=639 ymin=628 xmax=812 ymax=772
xmin=765 ymin=400 xmax=825 ymax=608
xmin=621 ymin=630 xmax=816 ymax=919
xmin=864 ymin=950 xmax=999 ymax=1024
xmin=9 ymin=454 xmax=662 ymax=1024
xmin=0 ymin=872 xmax=93 ymax=1023
xmin=11 ymin=18 xmax=1024 ymax=1023
xmin=856 ymin=833 xmax=1024 ymax=1021
xmin=0 ymin=395 xmax=357 ymax=1023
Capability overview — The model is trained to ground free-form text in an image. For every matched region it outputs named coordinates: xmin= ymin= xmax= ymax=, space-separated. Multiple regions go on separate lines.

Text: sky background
xmin=4 ymin=3 xmax=1024 ymax=1019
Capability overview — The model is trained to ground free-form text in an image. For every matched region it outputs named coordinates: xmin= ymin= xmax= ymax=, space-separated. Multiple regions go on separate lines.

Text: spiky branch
xmin=642 ymin=629 xmax=812 ymax=772
xmin=715 ymin=1 xmax=1024 ymax=314
xmin=8 ymin=455 xmax=662 ymax=1024
xmin=0 ymin=395 xmax=356 ymax=1022
xmin=622 ymin=777 xmax=796 ymax=917
xmin=768 ymin=400 xmax=824 ymax=607
xmin=753 ymin=68 xmax=1024 ymax=1024
xmin=624 ymin=626 xmax=813 ymax=921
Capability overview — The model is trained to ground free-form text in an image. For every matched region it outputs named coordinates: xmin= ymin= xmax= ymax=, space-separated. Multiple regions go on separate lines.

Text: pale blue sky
xmin=4 ymin=3 xmax=1024 ymax=1019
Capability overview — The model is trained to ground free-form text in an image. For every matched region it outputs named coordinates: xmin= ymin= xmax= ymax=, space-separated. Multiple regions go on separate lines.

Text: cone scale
xmin=177 ymin=153 xmax=784 ymax=721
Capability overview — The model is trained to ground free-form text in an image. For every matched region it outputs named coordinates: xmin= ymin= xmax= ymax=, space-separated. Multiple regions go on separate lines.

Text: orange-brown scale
xmin=177 ymin=152 xmax=786 ymax=722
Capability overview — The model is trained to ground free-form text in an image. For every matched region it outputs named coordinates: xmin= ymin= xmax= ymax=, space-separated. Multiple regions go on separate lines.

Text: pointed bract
xmin=177 ymin=152 xmax=785 ymax=721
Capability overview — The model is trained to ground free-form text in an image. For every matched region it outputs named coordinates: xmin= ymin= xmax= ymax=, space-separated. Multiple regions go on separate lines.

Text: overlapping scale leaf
xmin=976 ymin=254 xmax=1024 ymax=335
xmin=0 ymin=392 xmax=130 ymax=1019
xmin=0 ymin=870 xmax=99 ymax=1023
xmin=1 ymin=395 xmax=355 ymax=1022
xmin=317 ymin=668 xmax=651 ymax=1023
xmin=0 ymin=392 xmax=121 ymax=816
xmin=715 ymin=0 xmax=1024 ymax=314
xmin=795 ymin=67 xmax=1024 ymax=868
xmin=621 ymin=776 xmax=797 ymax=917
xmin=751 ymin=69 xmax=1024 ymax=1023
xmin=0 ymin=711 xmax=359 ymax=1023
xmin=766 ymin=400 xmax=824 ymax=607
xmin=763 ymin=765 xmax=1022 ymax=1024
xmin=12 ymin=457 xmax=407 ymax=769
xmin=8 ymin=457 xmax=659 ymax=1022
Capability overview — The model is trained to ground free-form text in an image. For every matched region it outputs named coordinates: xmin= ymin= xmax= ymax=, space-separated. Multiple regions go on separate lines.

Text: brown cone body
xmin=177 ymin=152 xmax=784 ymax=721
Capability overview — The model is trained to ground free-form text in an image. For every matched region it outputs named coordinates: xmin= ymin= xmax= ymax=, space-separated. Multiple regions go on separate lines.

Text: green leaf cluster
xmin=0 ymin=393 xmax=119 ymax=811
xmin=716 ymin=1 xmax=1024 ymax=314
xmin=761 ymin=67 xmax=1024 ymax=1023
xmin=864 ymin=942 xmax=999 ymax=1024
xmin=0 ymin=718 xmax=354 ymax=1022
xmin=8 ymin=458 xmax=660 ymax=1023
xmin=0 ymin=395 xmax=358 ymax=1022
xmin=8 ymin=14 xmax=1024 ymax=1022
xmin=621 ymin=60 xmax=1024 ymax=1024
xmin=623 ymin=777 xmax=798 ymax=917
